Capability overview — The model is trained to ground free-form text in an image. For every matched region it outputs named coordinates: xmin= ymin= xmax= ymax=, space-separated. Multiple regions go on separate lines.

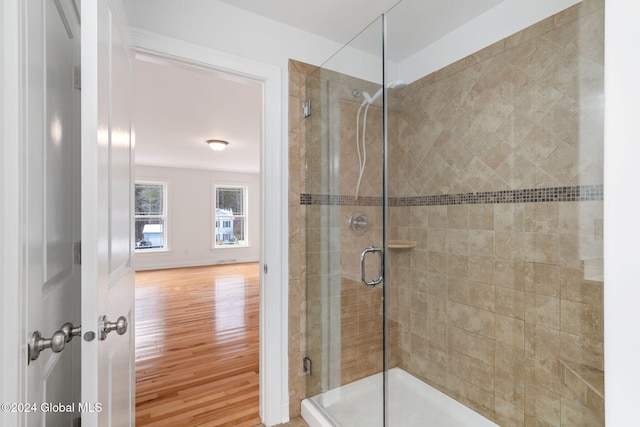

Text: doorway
xmin=131 ymin=53 xmax=264 ymax=423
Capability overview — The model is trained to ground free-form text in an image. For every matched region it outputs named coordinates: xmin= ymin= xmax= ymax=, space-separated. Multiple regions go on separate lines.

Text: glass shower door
xmin=302 ymin=14 xmax=388 ymax=427
xmin=300 ymin=1 xmax=604 ymax=426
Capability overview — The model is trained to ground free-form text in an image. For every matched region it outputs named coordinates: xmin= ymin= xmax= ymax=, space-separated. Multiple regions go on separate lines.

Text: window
xmin=135 ymin=182 xmax=167 ymax=251
xmin=214 ymin=185 xmax=248 ymax=247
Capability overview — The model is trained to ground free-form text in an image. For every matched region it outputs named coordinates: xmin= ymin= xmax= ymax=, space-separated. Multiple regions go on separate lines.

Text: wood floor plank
xmin=135 ymin=263 xmax=261 ymax=426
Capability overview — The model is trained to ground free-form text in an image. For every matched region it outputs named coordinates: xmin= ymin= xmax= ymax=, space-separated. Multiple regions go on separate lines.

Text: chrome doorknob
xmin=29 ymin=330 xmax=67 ymax=363
xmin=98 ymin=315 xmax=128 ymax=340
xmin=60 ymin=322 xmax=82 ymax=343
xmin=28 ymin=322 xmax=82 ymax=364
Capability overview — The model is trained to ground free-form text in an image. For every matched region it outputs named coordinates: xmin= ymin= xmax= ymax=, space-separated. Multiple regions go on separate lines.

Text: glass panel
xmin=135 ymin=183 xmax=164 ymax=215
xmin=215 ymin=186 xmax=247 ymax=247
xmin=304 ymin=15 xmax=385 ymax=427
xmin=217 ymin=187 xmax=244 ymax=216
xmin=385 ymin=1 xmax=605 ymax=426
xmin=135 ymin=183 xmax=166 ymax=250
xmin=134 ymin=218 xmax=164 ymax=249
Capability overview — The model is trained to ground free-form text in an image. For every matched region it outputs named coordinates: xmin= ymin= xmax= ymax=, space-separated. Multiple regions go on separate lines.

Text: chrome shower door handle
xmin=360 ymin=246 xmax=384 ymax=287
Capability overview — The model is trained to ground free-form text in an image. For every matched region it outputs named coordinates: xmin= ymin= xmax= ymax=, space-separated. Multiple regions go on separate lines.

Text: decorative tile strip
xmin=300 ymin=185 xmax=603 ymax=206
xmin=300 ymin=193 xmax=383 ymax=206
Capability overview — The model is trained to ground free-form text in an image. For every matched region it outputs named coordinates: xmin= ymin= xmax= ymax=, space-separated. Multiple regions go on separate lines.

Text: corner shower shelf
xmin=387 ymin=240 xmax=417 ymax=249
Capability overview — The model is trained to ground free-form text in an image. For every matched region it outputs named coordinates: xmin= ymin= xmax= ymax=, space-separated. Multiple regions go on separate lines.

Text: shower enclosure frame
xmin=300 ymin=1 xmax=605 ymax=425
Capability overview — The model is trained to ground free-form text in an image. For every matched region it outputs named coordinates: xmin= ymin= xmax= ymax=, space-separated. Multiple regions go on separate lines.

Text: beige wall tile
xmin=495 ymin=286 xmax=525 ymax=320
xmin=495 ymin=313 xmax=525 ymax=349
xmin=469 ymin=204 xmax=495 ymax=230
xmin=469 ymin=281 xmax=495 ymax=312
xmin=560 ymin=299 xmax=603 ymax=342
xmin=494 ymin=259 xmax=526 ymax=290
xmin=525 ymin=384 xmax=561 ymax=426
xmin=495 ymin=397 xmax=525 ymax=427
xmin=290 ymin=1 xmax=604 ymax=424
xmin=495 ymin=342 xmax=526 ymax=406
xmin=447 ymin=205 xmax=469 ymax=229
xmin=469 ymin=230 xmax=495 ymax=255
xmin=469 ymin=254 xmax=495 ymax=284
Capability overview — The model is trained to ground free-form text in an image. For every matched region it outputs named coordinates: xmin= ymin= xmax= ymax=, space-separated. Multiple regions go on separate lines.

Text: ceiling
xmin=220 ymin=0 xmax=507 ymax=61
xmin=134 ymin=55 xmax=262 ymax=173
xmin=134 ymin=0 xmax=509 ymax=173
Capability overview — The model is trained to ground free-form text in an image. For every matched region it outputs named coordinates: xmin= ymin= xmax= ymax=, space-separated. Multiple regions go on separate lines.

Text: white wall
xmin=135 ymin=165 xmax=260 ymax=270
xmin=398 ymin=0 xmax=582 ymax=83
xmin=124 ymin=0 xmax=336 ymax=70
xmin=604 ymin=0 xmax=640 ymax=424
xmin=124 ymin=0 xmax=392 ymax=86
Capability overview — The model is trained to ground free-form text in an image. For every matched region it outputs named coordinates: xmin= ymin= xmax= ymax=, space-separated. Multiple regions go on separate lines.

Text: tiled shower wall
xmin=288 ymin=0 xmax=604 ymax=424
xmin=387 ymin=1 xmax=604 ymax=425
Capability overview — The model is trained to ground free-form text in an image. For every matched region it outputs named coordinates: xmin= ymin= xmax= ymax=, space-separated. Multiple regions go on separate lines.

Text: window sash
xmin=213 ymin=185 xmax=248 ymax=248
xmin=135 ymin=182 xmax=167 ymax=251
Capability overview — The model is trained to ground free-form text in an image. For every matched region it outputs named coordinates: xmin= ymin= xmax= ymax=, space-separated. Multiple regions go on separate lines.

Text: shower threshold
xmin=301 ymin=368 xmax=498 ymax=427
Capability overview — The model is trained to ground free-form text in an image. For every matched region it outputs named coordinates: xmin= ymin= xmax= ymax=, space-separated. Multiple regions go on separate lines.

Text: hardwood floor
xmin=135 ymin=263 xmax=261 ymax=426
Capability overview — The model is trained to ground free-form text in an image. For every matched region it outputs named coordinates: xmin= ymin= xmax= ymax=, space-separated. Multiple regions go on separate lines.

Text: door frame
xmin=2 ymin=9 xmax=288 ymax=425
xmin=1 ymin=1 xmax=24 ymax=426
xmin=129 ymin=29 xmax=289 ymax=425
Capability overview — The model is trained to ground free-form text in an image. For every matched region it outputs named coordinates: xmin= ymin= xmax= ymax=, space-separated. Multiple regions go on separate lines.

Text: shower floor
xmin=301 ymin=368 xmax=498 ymax=427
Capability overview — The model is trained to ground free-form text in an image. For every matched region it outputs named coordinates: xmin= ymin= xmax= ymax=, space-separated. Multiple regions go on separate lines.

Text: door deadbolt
xmin=98 ymin=315 xmax=128 ymax=340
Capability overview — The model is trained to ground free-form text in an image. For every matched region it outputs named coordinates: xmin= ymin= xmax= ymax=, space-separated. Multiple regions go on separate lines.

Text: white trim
xmin=128 ymin=28 xmax=289 ymax=426
xmin=134 ymin=258 xmax=260 ymax=272
xmin=1 ymin=1 xmax=25 ymax=426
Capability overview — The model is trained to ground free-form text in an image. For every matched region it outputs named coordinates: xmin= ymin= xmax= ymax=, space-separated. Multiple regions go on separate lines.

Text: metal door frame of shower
xmin=381 ymin=12 xmax=391 ymax=427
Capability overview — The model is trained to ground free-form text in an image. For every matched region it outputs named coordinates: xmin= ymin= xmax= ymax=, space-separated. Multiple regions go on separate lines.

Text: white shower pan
xmin=301 ymin=368 xmax=498 ymax=427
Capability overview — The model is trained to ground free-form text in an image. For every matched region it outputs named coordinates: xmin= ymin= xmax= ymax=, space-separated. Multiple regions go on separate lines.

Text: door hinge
xmin=303 ymin=356 xmax=312 ymax=376
xmin=302 ymin=99 xmax=311 ymax=118
xmin=74 ymin=66 xmax=81 ymax=90
xmin=263 ymin=264 xmax=268 ymax=274
xmin=74 ymin=241 xmax=81 ymax=265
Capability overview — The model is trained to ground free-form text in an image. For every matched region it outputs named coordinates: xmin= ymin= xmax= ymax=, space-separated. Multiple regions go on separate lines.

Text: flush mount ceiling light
xmin=206 ymin=139 xmax=229 ymax=151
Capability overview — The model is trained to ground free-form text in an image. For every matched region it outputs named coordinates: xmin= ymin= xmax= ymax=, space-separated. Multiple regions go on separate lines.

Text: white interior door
xmin=22 ymin=0 xmax=82 ymax=425
xmin=80 ymin=0 xmax=135 ymax=425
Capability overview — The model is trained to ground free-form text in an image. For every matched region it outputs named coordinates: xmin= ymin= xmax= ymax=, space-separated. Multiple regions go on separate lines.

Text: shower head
xmin=388 ymin=80 xmax=408 ymax=90
xmin=361 ymin=80 xmax=407 ymax=106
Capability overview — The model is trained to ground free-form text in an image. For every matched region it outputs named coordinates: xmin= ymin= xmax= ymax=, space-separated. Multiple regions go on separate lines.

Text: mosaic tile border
xmin=300 ymin=185 xmax=603 ymax=206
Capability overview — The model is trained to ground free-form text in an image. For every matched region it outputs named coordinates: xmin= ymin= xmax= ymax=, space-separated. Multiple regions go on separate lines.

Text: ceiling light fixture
xmin=206 ymin=139 xmax=229 ymax=151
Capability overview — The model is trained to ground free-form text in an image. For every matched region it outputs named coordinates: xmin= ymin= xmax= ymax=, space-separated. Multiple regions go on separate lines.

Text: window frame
xmin=212 ymin=184 xmax=249 ymax=249
xmin=134 ymin=181 xmax=168 ymax=252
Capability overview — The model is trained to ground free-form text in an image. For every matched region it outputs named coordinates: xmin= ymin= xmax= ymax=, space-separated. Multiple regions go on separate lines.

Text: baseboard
xmin=134 ymin=258 xmax=259 ymax=271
